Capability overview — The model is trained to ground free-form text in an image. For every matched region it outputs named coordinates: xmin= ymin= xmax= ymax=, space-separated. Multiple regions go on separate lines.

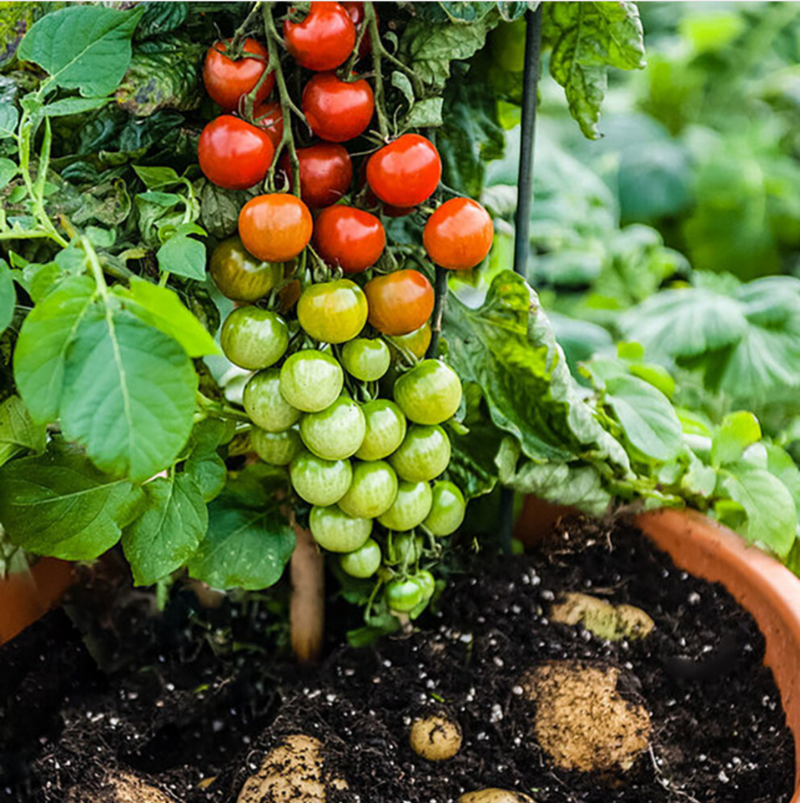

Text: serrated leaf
xmin=157 ymin=233 xmax=206 ymax=280
xmin=0 ymin=447 xmax=142 ymax=560
xmin=0 ymin=396 xmax=46 ymax=468
xmin=18 ymin=5 xmax=145 ymax=97
xmin=188 ymin=493 xmax=295 ymax=591
xmin=0 ymin=260 xmax=14 ymax=336
xmin=122 ymin=473 xmax=208 ymax=586
xmin=114 ymin=277 xmax=219 ymax=358
xmin=391 ymin=71 xmax=415 ymax=106
xmin=711 ymin=411 xmax=761 ymax=468
xmin=406 ymin=97 xmax=444 ymax=128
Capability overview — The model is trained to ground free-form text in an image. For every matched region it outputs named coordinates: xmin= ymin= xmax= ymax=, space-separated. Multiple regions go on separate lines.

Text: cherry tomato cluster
xmin=199 ymin=2 xmax=495 ymax=614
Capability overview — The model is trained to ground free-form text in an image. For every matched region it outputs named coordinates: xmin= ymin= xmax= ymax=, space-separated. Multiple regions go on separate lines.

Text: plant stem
xmin=426 ymin=265 xmax=448 ymax=359
xmin=365 ymin=2 xmax=389 ymax=139
xmin=82 ymin=236 xmax=108 ymax=299
xmin=289 ymin=514 xmax=325 ymax=664
xmin=230 ymin=1 xmax=263 ymax=55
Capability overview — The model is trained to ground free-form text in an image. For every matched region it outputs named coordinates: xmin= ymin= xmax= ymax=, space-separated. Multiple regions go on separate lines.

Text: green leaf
xmin=185 ymin=452 xmax=227 ymax=503
xmin=604 ymin=374 xmax=682 ymax=462
xmin=198 ymin=181 xmax=254 ymax=240
xmin=43 ymin=96 xmax=110 ymax=117
xmin=0 ymin=260 xmax=14 ymax=337
xmin=135 ymin=1 xmax=189 ymax=40
xmin=0 ymin=396 xmax=46 ymax=468
xmin=113 ymin=277 xmax=219 ymax=358
xmin=0 ymin=447 xmax=143 ymax=560
xmin=188 ymin=492 xmax=296 ymax=591
xmin=446 ymin=422 xmax=500 ymax=499
xmin=157 ymin=233 xmax=206 ymax=281
xmin=627 ymin=362 xmax=676 ymax=400
xmin=720 ymin=461 xmax=797 ymax=558
xmin=543 ymin=1 xmax=646 ymax=139
xmin=406 ymin=98 xmax=444 ymax=128
xmin=0 ymin=104 xmax=18 ymax=139
xmin=711 ymin=411 xmax=761 ymax=468
xmin=60 ymin=306 xmax=197 ymax=482
xmin=122 ymin=473 xmax=208 ymax=586
xmin=18 ymin=5 xmax=145 ymax=97
xmin=133 ymin=165 xmax=183 ymax=190
xmin=0 ymin=157 xmax=17 ymax=189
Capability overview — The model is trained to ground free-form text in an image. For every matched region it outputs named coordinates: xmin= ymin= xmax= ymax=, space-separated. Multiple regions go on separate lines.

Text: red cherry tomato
xmin=253 ymin=100 xmax=284 ymax=148
xmin=239 ymin=194 xmax=313 ymax=262
xmin=423 ymin=198 xmax=494 ymax=270
xmin=198 ymin=115 xmax=274 ymax=191
xmin=341 ymin=1 xmax=375 ymax=57
xmin=203 ymin=38 xmax=274 ymax=112
xmin=284 ymin=2 xmax=356 ymax=71
xmin=366 ymin=134 xmax=441 ymax=208
xmin=280 ymin=143 xmax=353 ymax=209
xmin=302 ymin=72 xmax=374 ymax=143
xmin=364 ymin=269 xmax=434 ymax=336
xmin=313 ymin=205 xmax=385 ymax=273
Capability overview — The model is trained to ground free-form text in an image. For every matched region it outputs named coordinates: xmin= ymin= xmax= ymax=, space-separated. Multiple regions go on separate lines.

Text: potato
xmin=409 ymin=714 xmax=462 ymax=761
xmin=459 ymin=790 xmax=537 ymax=803
xmin=550 ymin=593 xmax=654 ymax=641
xmin=237 ymin=734 xmax=347 ymax=803
xmin=66 ymin=772 xmax=172 ymax=803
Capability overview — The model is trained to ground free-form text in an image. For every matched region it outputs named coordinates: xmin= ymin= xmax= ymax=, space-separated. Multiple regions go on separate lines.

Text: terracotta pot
xmin=0 ymin=558 xmax=74 ymax=645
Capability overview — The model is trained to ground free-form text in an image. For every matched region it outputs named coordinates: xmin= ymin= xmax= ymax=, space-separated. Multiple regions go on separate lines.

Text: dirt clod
xmin=550 ymin=592 xmax=654 ymax=641
xmin=459 ymin=790 xmax=537 ymax=803
xmin=65 ymin=772 xmax=175 ymax=803
xmin=524 ymin=661 xmax=651 ymax=773
xmin=409 ymin=714 xmax=463 ymax=761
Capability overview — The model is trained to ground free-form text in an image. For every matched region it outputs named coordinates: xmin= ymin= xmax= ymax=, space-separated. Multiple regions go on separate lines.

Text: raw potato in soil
xmin=65 ymin=772 xmax=172 ymax=803
xmin=409 ymin=714 xmax=463 ymax=761
xmin=550 ymin=592 xmax=655 ymax=641
xmin=459 ymin=792 xmax=537 ymax=803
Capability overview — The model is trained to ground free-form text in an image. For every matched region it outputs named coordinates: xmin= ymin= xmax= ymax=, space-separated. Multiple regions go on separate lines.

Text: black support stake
xmin=500 ymin=4 xmax=543 ymax=555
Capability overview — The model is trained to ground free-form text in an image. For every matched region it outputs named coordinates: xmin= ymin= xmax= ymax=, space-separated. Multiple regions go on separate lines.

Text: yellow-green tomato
xmin=390 ymin=425 xmax=451 ymax=483
xmin=341 ymin=338 xmax=391 ymax=381
xmin=243 ymin=369 xmax=301 ymax=432
xmin=289 ymin=451 xmax=352 ymax=506
xmin=424 ymin=480 xmax=466 ymax=536
xmin=378 ymin=480 xmax=433 ymax=532
xmin=221 ymin=307 xmax=288 ymax=370
xmin=386 ymin=578 xmax=424 ymax=612
xmin=388 ymin=323 xmax=432 ymax=362
xmin=297 ymin=279 xmax=368 ymax=344
xmin=310 ymin=505 xmax=372 ymax=553
xmin=338 ymin=460 xmax=398 ymax=518
xmin=280 ymin=350 xmax=343 ymax=412
xmin=251 ymin=427 xmax=303 ymax=466
xmin=300 ymin=397 xmax=366 ymax=460
xmin=387 ymin=532 xmax=423 ymax=564
xmin=393 ymin=359 xmax=462 ymax=425
xmin=339 ymin=538 xmax=382 ymax=578
xmin=414 ymin=570 xmax=436 ymax=601
xmin=355 ymin=399 xmax=407 ymax=461
xmin=210 ymin=235 xmax=283 ymax=302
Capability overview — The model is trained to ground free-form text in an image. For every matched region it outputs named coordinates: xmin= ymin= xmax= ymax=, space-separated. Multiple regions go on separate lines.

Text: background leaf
xmin=0 ymin=396 xmax=46 ymax=468
xmin=0 ymin=260 xmax=14 ymax=337
xmin=157 ymin=232 xmax=206 ymax=280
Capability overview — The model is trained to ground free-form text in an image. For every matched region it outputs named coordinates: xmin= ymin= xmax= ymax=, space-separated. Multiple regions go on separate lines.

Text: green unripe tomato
xmin=243 ymin=369 xmax=301 ymax=432
xmin=341 ymin=338 xmax=391 ymax=381
xmin=300 ymin=397 xmax=366 ymax=460
xmin=491 ymin=19 xmax=527 ymax=72
xmin=378 ymin=480 xmax=433 ymax=532
xmin=388 ymin=532 xmax=423 ymax=564
xmin=338 ymin=460 xmax=398 ymax=518
xmin=280 ymin=350 xmax=343 ymax=412
xmin=210 ymin=235 xmax=283 ymax=302
xmin=289 ymin=451 xmax=352 ymax=506
xmin=424 ymin=480 xmax=466 ymax=536
xmin=390 ymin=425 xmax=451 ymax=483
xmin=355 ymin=399 xmax=407 ymax=461
xmin=297 ymin=279 xmax=368 ymax=344
xmin=387 ymin=322 xmax=432 ymax=362
xmin=251 ymin=427 xmax=303 ymax=466
xmin=393 ymin=360 xmax=462 ymax=425
xmin=414 ymin=570 xmax=436 ymax=601
xmin=339 ymin=538 xmax=382 ymax=578
xmin=310 ymin=505 xmax=372 ymax=553
xmin=221 ymin=307 xmax=289 ymax=370
xmin=386 ymin=578 xmax=423 ymax=613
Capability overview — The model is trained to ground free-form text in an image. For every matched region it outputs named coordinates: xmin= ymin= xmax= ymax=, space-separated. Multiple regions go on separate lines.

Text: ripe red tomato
xmin=302 ymin=72 xmax=374 ymax=143
xmin=366 ymin=134 xmax=441 ymax=208
xmin=341 ymin=1 xmax=375 ymax=57
xmin=280 ymin=143 xmax=353 ymax=209
xmin=313 ymin=205 xmax=385 ymax=273
xmin=198 ymin=116 xmax=274 ymax=191
xmin=239 ymin=194 xmax=313 ymax=262
xmin=203 ymin=38 xmax=274 ymax=112
xmin=253 ymin=101 xmax=284 ymax=148
xmin=423 ymin=198 xmax=494 ymax=270
xmin=364 ymin=269 xmax=434 ymax=336
xmin=284 ymin=2 xmax=356 ymax=71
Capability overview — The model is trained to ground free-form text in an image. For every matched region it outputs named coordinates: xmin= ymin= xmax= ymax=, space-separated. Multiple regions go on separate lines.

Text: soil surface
xmin=0 ymin=517 xmax=794 ymax=803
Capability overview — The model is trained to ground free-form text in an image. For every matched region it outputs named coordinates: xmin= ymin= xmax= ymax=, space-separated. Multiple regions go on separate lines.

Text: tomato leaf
xmin=0 ymin=157 xmax=18 ymax=189
xmin=43 ymin=97 xmax=110 ymax=117
xmin=188 ymin=492 xmax=295 ymax=591
xmin=0 ymin=396 xmax=46 ymax=468
xmin=711 ymin=411 xmax=761 ymax=468
xmin=156 ymin=232 xmax=206 ymax=281
xmin=0 ymin=104 xmax=18 ymax=139
xmin=0 ymin=445 xmax=144 ymax=560
xmin=0 ymin=259 xmax=14 ymax=337
xmin=122 ymin=473 xmax=208 ymax=586
xmin=18 ymin=5 xmax=145 ymax=97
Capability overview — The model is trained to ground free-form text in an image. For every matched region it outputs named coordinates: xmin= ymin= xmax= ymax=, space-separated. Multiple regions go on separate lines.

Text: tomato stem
xmin=426 ymin=266 xmax=448 ymax=359
xmin=364 ymin=2 xmax=389 ymax=139
xmin=229 ymin=1 xmax=263 ymax=58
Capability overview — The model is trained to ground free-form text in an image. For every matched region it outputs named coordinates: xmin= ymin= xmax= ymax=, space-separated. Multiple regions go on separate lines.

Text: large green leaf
xmin=445 ymin=271 xmax=629 ymax=469
xmin=0 ymin=447 xmax=143 ymax=560
xmin=60 ymin=306 xmax=197 ymax=482
xmin=0 ymin=396 xmax=46 ymax=468
xmin=122 ymin=473 xmax=208 ymax=586
xmin=0 ymin=260 xmax=14 ymax=337
xmin=543 ymin=1 xmax=645 ymax=139
xmin=18 ymin=5 xmax=144 ymax=97
xmin=188 ymin=493 xmax=296 ymax=591
xmin=156 ymin=231 xmax=206 ymax=281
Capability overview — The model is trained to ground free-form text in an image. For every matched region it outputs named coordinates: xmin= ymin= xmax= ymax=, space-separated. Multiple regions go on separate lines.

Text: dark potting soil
xmin=0 ymin=517 xmax=794 ymax=803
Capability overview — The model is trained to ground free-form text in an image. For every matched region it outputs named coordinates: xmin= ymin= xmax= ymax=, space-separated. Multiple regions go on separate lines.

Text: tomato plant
xmin=297 ymin=279 xmax=368 ymax=344
xmin=302 ymin=71 xmax=374 ymax=143
xmin=280 ymin=351 xmax=344 ymax=412
xmin=364 ymin=269 xmax=434 ymax=336
xmin=341 ymin=338 xmax=391 ymax=381
xmin=366 ymin=134 xmax=442 ymax=208
xmin=220 ymin=307 xmax=289 ymax=370
xmin=423 ymin=198 xmax=494 ymax=270
xmin=284 ymin=1 xmax=356 ymax=72
xmin=203 ymin=38 xmax=274 ymax=111
xmin=300 ymin=396 xmax=366 ymax=460
xmin=313 ymin=206 xmax=385 ymax=273
xmin=281 ymin=143 xmax=353 ymax=209
xmin=210 ymin=236 xmax=282 ymax=302
xmin=253 ymin=100 xmax=284 ymax=147
xmin=198 ymin=115 xmax=274 ymax=190
xmin=239 ymin=194 xmax=313 ymax=262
